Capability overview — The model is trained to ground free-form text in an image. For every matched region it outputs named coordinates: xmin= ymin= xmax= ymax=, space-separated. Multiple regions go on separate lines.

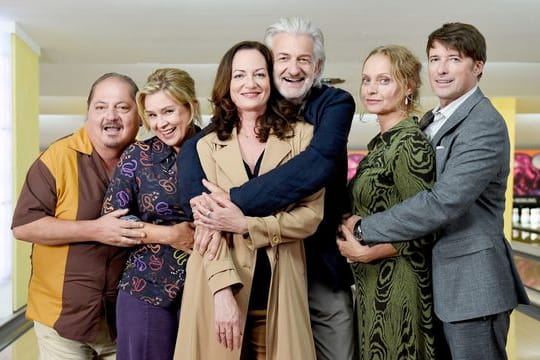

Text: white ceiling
xmin=2 ymin=0 xmax=540 ymax=147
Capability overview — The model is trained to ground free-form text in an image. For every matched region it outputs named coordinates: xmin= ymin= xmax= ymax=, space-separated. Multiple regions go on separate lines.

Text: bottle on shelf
xmin=513 ymin=208 xmax=520 ymax=225
xmin=521 ymin=208 xmax=531 ymax=227
xmin=530 ymin=208 xmax=540 ymax=228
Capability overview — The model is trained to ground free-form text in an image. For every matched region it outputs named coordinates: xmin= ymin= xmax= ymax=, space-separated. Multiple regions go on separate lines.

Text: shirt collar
xmin=432 ymin=85 xmax=478 ymax=119
xmin=147 ymin=136 xmax=177 ymax=167
xmin=67 ymin=126 xmax=94 ymax=155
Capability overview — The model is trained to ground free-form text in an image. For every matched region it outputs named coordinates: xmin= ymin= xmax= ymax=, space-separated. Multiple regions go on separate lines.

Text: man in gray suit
xmin=341 ymin=22 xmax=529 ymax=359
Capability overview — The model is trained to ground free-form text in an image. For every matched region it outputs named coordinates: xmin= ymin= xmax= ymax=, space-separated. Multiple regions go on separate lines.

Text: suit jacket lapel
xmin=430 ymin=88 xmax=484 ymax=145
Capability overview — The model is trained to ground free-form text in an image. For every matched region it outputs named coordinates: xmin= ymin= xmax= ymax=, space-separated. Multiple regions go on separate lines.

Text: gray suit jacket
xmin=362 ymin=88 xmax=529 ymax=322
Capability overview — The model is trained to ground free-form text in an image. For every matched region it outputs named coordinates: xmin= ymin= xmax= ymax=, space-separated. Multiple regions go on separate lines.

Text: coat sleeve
xmin=177 ymin=129 xmax=208 ymax=219
xmin=197 ymin=136 xmax=243 ymax=295
xmin=246 ymin=124 xmax=325 ymax=249
xmin=245 ymin=188 xmax=324 ymax=250
xmin=362 ymin=102 xmax=508 ymax=243
xmin=229 ymin=88 xmax=354 ymax=216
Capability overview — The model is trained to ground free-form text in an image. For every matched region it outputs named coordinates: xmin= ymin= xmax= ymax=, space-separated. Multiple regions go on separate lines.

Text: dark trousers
xmin=308 ymin=279 xmax=354 ymax=360
xmin=438 ymin=311 xmax=511 ymax=360
xmin=116 ymin=290 xmax=180 ymax=360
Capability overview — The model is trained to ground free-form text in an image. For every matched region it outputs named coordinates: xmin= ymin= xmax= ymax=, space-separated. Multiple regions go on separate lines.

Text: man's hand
xmin=213 ymin=287 xmax=243 ymax=351
xmin=165 ymin=222 xmax=195 ymax=253
xmin=203 ymin=179 xmax=230 ymax=200
xmin=342 ymin=214 xmax=361 ymax=233
xmin=95 ymin=209 xmax=146 ymax=247
xmin=336 ymin=224 xmax=397 ymax=263
xmin=194 ymin=194 xmax=248 ymax=234
xmin=190 ymin=179 xmax=230 ymax=221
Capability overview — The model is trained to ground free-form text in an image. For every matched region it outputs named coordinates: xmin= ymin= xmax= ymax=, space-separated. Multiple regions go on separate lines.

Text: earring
xmin=405 ymin=95 xmax=412 ymax=106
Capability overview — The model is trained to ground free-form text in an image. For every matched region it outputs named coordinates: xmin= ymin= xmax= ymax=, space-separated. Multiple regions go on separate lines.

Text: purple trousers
xmin=116 ymin=290 xmax=180 ymax=360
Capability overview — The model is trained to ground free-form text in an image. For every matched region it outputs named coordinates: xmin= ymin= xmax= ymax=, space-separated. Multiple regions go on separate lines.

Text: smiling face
xmin=428 ymin=40 xmax=484 ymax=108
xmin=144 ymin=90 xmax=193 ymax=152
xmin=86 ymin=77 xmax=140 ymax=154
xmin=271 ymin=33 xmax=321 ymax=104
xmin=229 ymin=49 xmax=271 ymax=114
xmin=360 ymin=54 xmax=404 ymax=118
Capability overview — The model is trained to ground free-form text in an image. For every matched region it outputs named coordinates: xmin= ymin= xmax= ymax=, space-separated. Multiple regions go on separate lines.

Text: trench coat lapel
xmin=211 ymin=129 xmax=249 ymax=187
xmin=259 ymin=134 xmax=292 ymax=175
xmin=210 ymin=129 xmax=292 ymax=185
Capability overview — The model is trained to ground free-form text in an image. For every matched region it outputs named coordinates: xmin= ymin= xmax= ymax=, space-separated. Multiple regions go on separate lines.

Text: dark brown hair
xmin=86 ymin=72 xmax=139 ymax=108
xmin=210 ymin=40 xmax=299 ymax=141
xmin=427 ymin=22 xmax=486 ymax=79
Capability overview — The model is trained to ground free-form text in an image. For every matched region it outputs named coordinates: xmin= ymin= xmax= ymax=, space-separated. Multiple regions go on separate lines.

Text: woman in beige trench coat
xmin=174 ymin=41 xmax=323 ymax=360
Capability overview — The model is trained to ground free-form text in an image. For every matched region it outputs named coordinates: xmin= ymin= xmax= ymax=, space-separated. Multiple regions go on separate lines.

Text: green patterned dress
xmin=349 ymin=118 xmax=436 ymax=359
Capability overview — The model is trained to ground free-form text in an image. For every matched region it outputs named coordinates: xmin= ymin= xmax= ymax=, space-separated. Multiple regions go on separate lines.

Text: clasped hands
xmin=191 ymin=179 xmax=248 ymax=260
xmin=336 ymin=214 xmax=397 ymax=263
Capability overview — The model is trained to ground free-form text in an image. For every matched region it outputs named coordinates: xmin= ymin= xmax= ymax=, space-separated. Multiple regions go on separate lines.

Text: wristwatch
xmin=353 ymin=219 xmax=367 ymax=246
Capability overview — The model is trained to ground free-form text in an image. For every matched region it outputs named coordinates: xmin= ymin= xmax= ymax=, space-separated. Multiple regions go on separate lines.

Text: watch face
xmin=354 ymin=225 xmax=362 ymax=239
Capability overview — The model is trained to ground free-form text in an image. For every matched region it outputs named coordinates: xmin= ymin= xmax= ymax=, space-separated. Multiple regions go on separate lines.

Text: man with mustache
xmin=12 ymin=73 xmax=145 ymax=359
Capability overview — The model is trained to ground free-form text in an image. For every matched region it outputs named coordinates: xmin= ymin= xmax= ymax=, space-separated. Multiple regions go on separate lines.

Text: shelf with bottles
xmin=513 ymin=226 xmax=540 ymax=235
xmin=513 ymin=207 xmax=540 ymax=235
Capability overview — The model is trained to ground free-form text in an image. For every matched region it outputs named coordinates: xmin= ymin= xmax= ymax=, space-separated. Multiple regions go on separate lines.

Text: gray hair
xmin=264 ymin=17 xmax=325 ymax=87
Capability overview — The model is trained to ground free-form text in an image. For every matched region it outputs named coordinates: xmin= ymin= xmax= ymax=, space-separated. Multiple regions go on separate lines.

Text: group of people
xmin=11 ymin=15 xmax=529 ymax=360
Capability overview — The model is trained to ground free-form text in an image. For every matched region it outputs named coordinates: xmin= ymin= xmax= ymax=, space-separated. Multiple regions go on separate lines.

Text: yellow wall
xmin=491 ymin=97 xmax=517 ymax=360
xmin=11 ymin=33 xmax=40 ymax=310
xmin=491 ymin=97 xmax=516 ymax=240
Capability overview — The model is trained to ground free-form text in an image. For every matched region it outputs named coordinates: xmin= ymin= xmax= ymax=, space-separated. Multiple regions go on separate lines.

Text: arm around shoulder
xmin=229 ymin=87 xmax=354 ymax=216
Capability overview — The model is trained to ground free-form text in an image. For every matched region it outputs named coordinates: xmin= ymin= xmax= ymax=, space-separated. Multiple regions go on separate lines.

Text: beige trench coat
xmin=174 ymin=122 xmax=324 ymax=360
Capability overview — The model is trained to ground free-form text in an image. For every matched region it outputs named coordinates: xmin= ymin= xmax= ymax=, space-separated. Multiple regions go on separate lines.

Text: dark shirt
xmin=177 ymin=85 xmax=355 ymax=289
xmin=243 ymin=152 xmax=271 ymax=310
xmin=103 ymin=136 xmax=189 ymax=307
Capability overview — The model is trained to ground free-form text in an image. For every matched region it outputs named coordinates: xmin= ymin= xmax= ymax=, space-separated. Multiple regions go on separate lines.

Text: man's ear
xmin=314 ymin=60 xmax=322 ymax=77
xmin=473 ymin=61 xmax=484 ymax=77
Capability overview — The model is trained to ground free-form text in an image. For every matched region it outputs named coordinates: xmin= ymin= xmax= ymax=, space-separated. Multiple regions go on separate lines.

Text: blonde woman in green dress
xmin=337 ymin=45 xmax=436 ymax=359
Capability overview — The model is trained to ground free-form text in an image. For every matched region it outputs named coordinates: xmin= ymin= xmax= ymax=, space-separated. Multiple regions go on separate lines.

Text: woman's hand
xmin=194 ymin=225 xmax=221 ymax=260
xmin=213 ymin=287 xmax=243 ymax=351
xmin=195 ymin=193 xmax=248 ymax=234
xmin=336 ymin=224 xmax=397 ymax=263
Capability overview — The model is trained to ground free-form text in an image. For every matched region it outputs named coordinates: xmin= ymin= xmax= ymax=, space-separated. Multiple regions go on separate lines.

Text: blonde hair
xmin=363 ymin=45 xmax=422 ymax=116
xmin=136 ymin=68 xmax=201 ymax=130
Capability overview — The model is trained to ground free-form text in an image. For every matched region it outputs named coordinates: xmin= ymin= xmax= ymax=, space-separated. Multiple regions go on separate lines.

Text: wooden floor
xmin=1 ymin=310 xmax=539 ymax=359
